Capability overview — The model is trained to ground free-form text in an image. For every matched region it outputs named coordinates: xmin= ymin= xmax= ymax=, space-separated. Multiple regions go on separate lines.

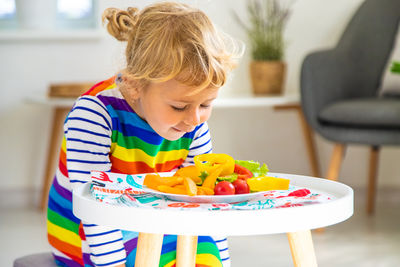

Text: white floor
xmin=1 ymin=187 xmax=399 ymax=267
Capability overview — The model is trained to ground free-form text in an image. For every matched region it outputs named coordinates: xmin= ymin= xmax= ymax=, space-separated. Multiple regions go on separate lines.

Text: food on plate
xmin=194 ymin=153 xmax=235 ymax=176
xmin=156 ymin=185 xmax=187 ymax=195
xmin=173 ymin=165 xmax=202 ymax=184
xmin=143 ymin=174 xmax=183 ymax=190
xmin=234 ymin=164 xmax=253 ymax=180
xmin=183 ymin=177 xmax=197 ymax=196
xmin=232 ymin=178 xmax=250 ymax=194
xmin=234 ymin=160 xmax=269 ymax=178
xmin=214 ymin=181 xmax=236 ymax=195
xmin=246 ymin=176 xmax=290 ymax=192
xmin=143 ymin=153 xmax=290 ymax=196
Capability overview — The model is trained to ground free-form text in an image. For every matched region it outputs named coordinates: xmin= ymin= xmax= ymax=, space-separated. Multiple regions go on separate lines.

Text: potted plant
xmin=234 ymin=0 xmax=292 ymax=95
xmin=391 ymin=61 xmax=400 ymax=74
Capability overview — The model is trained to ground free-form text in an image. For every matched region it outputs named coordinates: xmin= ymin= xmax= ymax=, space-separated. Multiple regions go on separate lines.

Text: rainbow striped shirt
xmin=47 ymin=77 xmax=230 ymax=267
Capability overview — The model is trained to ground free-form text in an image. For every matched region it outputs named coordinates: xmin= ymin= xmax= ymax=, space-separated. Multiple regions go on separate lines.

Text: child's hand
xmin=113 ymin=264 xmax=126 ymax=267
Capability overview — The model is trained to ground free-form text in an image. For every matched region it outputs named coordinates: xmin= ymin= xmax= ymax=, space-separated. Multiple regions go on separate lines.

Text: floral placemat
xmin=90 ymin=171 xmax=335 ymax=211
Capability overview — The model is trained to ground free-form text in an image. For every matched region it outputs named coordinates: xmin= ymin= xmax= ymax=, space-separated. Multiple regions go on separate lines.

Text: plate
xmin=141 ymin=186 xmax=268 ymax=203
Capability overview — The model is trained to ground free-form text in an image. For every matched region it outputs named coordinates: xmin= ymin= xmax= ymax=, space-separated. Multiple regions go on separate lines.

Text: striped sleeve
xmin=65 ymin=96 xmax=127 ymax=266
xmin=81 ymin=223 xmax=126 ymax=267
xmin=182 ymin=122 xmax=213 ymax=166
xmin=213 ymin=236 xmax=230 ymax=266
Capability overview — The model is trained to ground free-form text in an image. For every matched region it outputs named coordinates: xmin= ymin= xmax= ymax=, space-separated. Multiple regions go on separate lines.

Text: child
xmin=47 ymin=2 xmax=240 ymax=267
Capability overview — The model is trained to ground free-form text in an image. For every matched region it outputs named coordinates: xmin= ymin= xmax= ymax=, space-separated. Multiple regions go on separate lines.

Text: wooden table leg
xmin=40 ymin=107 xmax=70 ymax=211
xmin=176 ymin=235 xmax=198 ymax=267
xmin=135 ymin=232 xmax=164 ymax=267
xmin=274 ymin=104 xmax=320 ymax=177
xmin=287 ymin=230 xmax=318 ymax=267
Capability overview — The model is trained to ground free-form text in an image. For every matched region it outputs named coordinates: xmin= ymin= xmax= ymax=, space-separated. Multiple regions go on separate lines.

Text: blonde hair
xmin=102 ymin=2 xmax=241 ymax=90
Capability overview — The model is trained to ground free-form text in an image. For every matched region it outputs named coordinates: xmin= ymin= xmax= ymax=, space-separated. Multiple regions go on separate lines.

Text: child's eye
xmin=171 ymin=105 xmax=186 ymax=111
xmin=200 ymin=104 xmax=211 ymax=109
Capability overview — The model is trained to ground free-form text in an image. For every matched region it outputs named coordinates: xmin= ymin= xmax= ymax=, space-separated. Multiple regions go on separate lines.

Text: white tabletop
xmin=25 ymin=93 xmax=299 ymax=109
xmin=73 ymin=173 xmax=353 ymax=236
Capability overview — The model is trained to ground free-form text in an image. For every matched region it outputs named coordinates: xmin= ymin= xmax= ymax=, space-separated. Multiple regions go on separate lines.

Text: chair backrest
xmin=337 ymin=0 xmax=400 ymax=97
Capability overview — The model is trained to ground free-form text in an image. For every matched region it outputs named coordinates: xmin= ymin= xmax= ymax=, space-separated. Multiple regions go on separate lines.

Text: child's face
xmin=132 ymin=79 xmax=219 ymax=141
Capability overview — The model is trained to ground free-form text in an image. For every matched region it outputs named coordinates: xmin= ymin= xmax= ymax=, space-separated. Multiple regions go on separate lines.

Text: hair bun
xmin=102 ymin=7 xmax=139 ymax=41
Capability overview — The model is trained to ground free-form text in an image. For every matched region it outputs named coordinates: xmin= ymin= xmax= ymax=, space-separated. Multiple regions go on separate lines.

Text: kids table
xmin=73 ymin=172 xmax=352 ymax=267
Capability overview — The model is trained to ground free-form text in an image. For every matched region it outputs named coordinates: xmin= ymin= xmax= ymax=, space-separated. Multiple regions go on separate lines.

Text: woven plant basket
xmin=250 ymin=61 xmax=286 ymax=95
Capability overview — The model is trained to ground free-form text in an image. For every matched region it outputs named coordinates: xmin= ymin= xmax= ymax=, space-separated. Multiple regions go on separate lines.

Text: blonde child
xmin=47 ymin=2 xmax=240 ymax=266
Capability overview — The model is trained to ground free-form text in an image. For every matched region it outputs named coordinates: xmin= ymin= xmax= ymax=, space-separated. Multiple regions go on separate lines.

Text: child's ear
xmin=128 ymin=85 xmax=141 ymax=100
xmin=123 ymin=76 xmax=141 ymax=100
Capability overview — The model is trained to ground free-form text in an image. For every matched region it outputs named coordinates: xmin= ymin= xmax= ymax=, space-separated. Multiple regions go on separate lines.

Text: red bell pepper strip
xmin=234 ymin=164 xmax=253 ymax=179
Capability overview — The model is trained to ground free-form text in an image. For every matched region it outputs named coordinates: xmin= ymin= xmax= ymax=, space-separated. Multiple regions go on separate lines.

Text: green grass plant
xmin=233 ymin=0 xmax=292 ymax=61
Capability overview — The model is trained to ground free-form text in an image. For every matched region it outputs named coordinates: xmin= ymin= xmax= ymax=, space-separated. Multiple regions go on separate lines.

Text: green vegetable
xmin=234 ymin=160 xmax=269 ymax=177
xmin=198 ymin=171 xmax=209 ymax=185
xmin=217 ymin=174 xmax=238 ymax=183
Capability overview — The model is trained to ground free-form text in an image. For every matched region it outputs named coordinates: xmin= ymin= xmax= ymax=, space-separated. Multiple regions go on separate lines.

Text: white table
xmin=73 ymin=173 xmax=353 ymax=267
xmin=27 ymin=94 xmax=321 ymax=211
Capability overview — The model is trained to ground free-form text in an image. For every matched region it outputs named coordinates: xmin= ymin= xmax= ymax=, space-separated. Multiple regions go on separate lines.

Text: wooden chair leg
xmin=315 ymin=143 xmax=346 ymax=233
xmin=274 ymin=104 xmax=320 ymax=177
xmin=326 ymin=143 xmax=346 ymax=181
xmin=367 ymin=146 xmax=380 ymax=215
xmin=296 ymin=106 xmax=321 ymax=178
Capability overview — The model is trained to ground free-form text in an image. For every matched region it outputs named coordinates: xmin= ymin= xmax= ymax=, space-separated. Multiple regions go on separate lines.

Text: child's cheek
xmin=161 ymin=110 xmax=181 ymax=125
xmin=200 ymin=109 xmax=212 ymax=123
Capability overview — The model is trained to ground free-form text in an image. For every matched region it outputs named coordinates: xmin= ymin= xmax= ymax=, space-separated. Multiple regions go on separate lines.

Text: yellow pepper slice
xmin=183 ymin=177 xmax=198 ymax=196
xmin=174 ymin=184 xmax=186 ymax=190
xmin=173 ymin=165 xmax=202 ymax=184
xmin=202 ymin=165 xmax=224 ymax=190
xmin=198 ymin=186 xmax=214 ymax=195
xmin=144 ymin=174 xmax=183 ymax=190
xmin=193 ymin=153 xmax=235 ymax=176
xmin=157 ymin=185 xmax=187 ymax=195
xmin=246 ymin=176 xmax=290 ymax=192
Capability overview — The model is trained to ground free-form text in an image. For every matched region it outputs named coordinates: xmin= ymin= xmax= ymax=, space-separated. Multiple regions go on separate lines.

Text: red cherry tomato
xmin=232 ymin=179 xmax=250 ymax=194
xmin=214 ymin=181 xmax=235 ymax=195
xmin=234 ymin=164 xmax=253 ymax=180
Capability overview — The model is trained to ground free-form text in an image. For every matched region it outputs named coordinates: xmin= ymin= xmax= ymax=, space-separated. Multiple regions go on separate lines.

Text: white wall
xmin=1 ymin=0 xmax=399 ymax=201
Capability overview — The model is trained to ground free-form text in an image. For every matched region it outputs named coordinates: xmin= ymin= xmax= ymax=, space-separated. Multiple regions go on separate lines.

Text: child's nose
xmin=184 ymin=108 xmax=201 ymax=126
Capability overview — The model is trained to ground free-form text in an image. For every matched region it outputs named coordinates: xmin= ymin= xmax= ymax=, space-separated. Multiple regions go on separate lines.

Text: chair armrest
xmin=300 ymin=48 xmax=353 ymax=129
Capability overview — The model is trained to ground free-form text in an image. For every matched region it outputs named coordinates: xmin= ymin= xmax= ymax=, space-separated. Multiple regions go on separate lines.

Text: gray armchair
xmin=301 ymin=0 xmax=400 ymax=214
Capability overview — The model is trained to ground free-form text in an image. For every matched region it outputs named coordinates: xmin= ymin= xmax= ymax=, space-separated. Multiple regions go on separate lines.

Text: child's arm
xmin=65 ymin=95 xmax=127 ymax=266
